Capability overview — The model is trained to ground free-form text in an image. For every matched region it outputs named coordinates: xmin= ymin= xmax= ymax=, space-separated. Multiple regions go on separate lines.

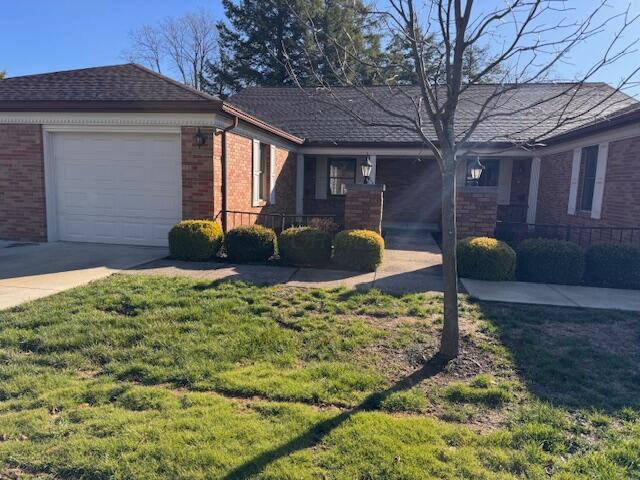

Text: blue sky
xmin=1 ymin=0 xmax=638 ymax=94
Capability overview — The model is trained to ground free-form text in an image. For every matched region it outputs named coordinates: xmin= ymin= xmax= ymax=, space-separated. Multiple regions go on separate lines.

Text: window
xmin=328 ymin=158 xmax=356 ymax=196
xmin=258 ymin=143 xmax=270 ymax=202
xmin=465 ymin=158 xmax=500 ymax=187
xmin=578 ymin=145 xmax=599 ymax=212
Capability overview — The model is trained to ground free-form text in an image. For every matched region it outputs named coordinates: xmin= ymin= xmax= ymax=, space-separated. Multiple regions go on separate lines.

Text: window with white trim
xmin=258 ymin=143 xmax=270 ymax=202
xmin=577 ymin=145 xmax=599 ymax=212
xmin=328 ymin=158 xmax=356 ymax=196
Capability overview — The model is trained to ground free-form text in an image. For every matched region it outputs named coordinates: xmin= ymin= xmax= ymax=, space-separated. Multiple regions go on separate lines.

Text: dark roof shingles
xmin=230 ymin=84 xmax=638 ymax=145
xmin=0 ymin=64 xmax=215 ymax=103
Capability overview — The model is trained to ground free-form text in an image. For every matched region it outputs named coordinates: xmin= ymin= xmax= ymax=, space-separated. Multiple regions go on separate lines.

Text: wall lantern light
xmin=361 ymin=156 xmax=373 ymax=184
xmin=194 ymin=128 xmax=207 ymax=148
xmin=469 ymin=156 xmax=485 ymax=182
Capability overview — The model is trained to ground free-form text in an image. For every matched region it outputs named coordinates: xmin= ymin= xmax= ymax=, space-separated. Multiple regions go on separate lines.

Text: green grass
xmin=444 ymin=375 xmax=513 ymax=408
xmin=0 ymin=274 xmax=638 ymax=479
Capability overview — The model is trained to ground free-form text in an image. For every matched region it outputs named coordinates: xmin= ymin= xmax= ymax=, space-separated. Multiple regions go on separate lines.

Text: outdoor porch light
xmin=194 ymin=128 xmax=206 ymax=148
xmin=469 ymin=156 xmax=485 ymax=182
xmin=361 ymin=156 xmax=373 ymax=184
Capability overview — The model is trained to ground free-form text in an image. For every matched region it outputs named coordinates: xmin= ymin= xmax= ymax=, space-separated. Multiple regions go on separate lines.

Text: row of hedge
xmin=457 ymin=236 xmax=640 ymax=289
xmin=168 ymin=220 xmax=384 ymax=272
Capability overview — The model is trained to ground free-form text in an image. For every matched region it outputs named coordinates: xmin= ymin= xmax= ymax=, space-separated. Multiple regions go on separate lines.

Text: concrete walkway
xmin=461 ymin=278 xmax=640 ymax=312
xmin=128 ymin=230 xmax=444 ymax=294
xmin=0 ymin=242 xmax=167 ymax=310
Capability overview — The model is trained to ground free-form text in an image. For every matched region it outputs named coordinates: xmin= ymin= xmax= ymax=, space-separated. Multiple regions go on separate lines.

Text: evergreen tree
xmin=203 ymin=0 xmax=311 ymax=97
xmin=383 ymin=33 xmax=504 ymax=85
xmin=203 ymin=0 xmax=384 ymax=97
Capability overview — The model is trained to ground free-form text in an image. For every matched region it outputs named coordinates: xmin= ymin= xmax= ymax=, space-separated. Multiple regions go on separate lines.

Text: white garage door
xmin=52 ymin=132 xmax=182 ymax=246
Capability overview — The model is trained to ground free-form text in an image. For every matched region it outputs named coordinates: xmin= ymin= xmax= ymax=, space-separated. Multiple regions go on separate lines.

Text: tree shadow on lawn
xmin=477 ymin=300 xmax=640 ymax=413
xmin=222 ymin=355 xmax=447 ymax=480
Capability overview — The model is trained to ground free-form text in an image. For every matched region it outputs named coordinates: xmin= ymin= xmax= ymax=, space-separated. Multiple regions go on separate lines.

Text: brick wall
xmin=457 ymin=189 xmax=498 ymax=238
xmin=344 ymin=184 xmax=385 ymax=233
xmin=536 ymin=135 xmax=640 ymax=227
xmin=223 ymin=131 xmax=297 ymax=229
xmin=0 ymin=124 xmax=47 ymax=242
xmin=181 ymin=126 xmax=215 ymax=219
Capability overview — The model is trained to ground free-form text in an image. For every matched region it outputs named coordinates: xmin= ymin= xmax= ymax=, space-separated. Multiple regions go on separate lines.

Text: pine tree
xmin=203 ymin=0 xmax=384 ymax=97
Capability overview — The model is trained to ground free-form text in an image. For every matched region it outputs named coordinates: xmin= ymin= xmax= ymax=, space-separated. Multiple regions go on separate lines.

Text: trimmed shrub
xmin=225 ymin=225 xmax=277 ymax=263
xmin=279 ymin=227 xmax=332 ymax=266
xmin=516 ymin=238 xmax=584 ymax=285
xmin=168 ymin=220 xmax=223 ymax=261
xmin=308 ymin=217 xmax=340 ymax=234
xmin=585 ymin=243 xmax=640 ymax=289
xmin=333 ymin=229 xmax=384 ymax=272
xmin=457 ymin=236 xmax=516 ymax=281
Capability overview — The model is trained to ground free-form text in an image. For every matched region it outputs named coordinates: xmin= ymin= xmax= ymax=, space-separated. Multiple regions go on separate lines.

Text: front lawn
xmin=0 ymin=275 xmax=638 ymax=479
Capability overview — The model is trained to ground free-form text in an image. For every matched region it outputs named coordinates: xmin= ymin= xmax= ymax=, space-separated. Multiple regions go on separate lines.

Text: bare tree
xmin=124 ymin=9 xmax=218 ymax=90
xmin=286 ymin=0 xmax=639 ymax=359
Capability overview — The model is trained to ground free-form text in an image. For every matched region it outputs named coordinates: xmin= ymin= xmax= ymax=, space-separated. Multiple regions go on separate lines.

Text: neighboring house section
xmin=1 ymin=64 xmax=639 ymax=246
xmin=0 ymin=64 xmax=302 ymax=245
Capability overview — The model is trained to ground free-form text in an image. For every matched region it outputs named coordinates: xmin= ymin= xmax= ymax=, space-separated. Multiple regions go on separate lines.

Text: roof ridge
xmin=236 ymin=81 xmax=613 ymax=91
xmin=1 ymin=63 xmax=138 ymax=80
xmin=127 ymin=63 xmax=221 ymax=102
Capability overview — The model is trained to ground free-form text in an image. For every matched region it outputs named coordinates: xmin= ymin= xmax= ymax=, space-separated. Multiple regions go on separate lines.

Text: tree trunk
xmin=438 ymin=161 xmax=460 ymax=360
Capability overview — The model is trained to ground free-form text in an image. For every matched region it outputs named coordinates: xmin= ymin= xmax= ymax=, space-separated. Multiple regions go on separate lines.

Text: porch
xmin=294 ymin=152 xmax=539 ymax=237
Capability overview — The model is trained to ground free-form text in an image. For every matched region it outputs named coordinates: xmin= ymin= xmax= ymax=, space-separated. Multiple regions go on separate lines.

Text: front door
xmin=376 ymin=157 xmax=442 ymax=228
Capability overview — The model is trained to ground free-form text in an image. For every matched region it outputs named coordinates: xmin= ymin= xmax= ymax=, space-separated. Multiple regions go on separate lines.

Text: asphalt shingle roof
xmin=230 ymin=84 xmax=638 ymax=145
xmin=0 ymin=64 xmax=217 ymax=103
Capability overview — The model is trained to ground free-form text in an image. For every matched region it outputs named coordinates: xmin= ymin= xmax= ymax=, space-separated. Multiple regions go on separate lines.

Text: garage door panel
xmin=53 ymin=132 xmax=181 ymax=246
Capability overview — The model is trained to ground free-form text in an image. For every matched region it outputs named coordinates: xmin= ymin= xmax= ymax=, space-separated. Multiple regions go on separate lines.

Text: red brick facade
xmin=536 ymin=136 xmax=640 ymax=227
xmin=3 ymin=120 xmax=639 ymax=245
xmin=456 ymin=189 xmax=498 ymax=238
xmin=181 ymin=126 xmax=216 ymax=219
xmin=0 ymin=124 xmax=47 ymax=242
xmin=344 ymin=184 xmax=385 ymax=233
xmin=223 ymin=131 xmax=297 ymax=229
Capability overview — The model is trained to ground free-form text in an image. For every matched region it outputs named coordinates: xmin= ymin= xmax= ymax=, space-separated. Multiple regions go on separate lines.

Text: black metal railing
xmin=214 ymin=210 xmax=338 ymax=234
xmin=495 ymin=221 xmax=640 ymax=249
xmin=497 ymin=204 xmax=528 ymax=223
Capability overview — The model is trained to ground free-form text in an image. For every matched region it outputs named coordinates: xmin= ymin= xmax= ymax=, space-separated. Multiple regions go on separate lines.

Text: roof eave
xmin=541 ymin=109 xmax=640 ymax=145
xmin=0 ymin=100 xmax=223 ymax=114
xmin=221 ymin=102 xmax=305 ymax=145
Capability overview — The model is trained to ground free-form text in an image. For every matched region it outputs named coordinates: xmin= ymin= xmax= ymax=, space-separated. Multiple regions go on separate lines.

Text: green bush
xmin=457 ymin=236 xmax=516 ymax=281
xmin=168 ymin=220 xmax=223 ymax=261
xmin=225 ymin=225 xmax=277 ymax=263
xmin=585 ymin=243 xmax=640 ymax=289
xmin=279 ymin=227 xmax=332 ymax=266
xmin=333 ymin=229 xmax=384 ymax=272
xmin=516 ymin=238 xmax=584 ymax=285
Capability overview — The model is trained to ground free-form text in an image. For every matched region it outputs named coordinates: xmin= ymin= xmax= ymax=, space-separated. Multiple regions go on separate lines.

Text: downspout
xmin=219 ymin=115 xmax=239 ymax=232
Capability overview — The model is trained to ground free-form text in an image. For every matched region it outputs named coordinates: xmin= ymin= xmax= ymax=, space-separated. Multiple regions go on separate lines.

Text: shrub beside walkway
xmin=128 ymin=230 xmax=445 ymax=294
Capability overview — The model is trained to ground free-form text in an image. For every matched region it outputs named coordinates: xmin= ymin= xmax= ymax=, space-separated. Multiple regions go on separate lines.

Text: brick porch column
xmin=344 ymin=184 xmax=385 ymax=233
xmin=457 ymin=189 xmax=498 ymax=238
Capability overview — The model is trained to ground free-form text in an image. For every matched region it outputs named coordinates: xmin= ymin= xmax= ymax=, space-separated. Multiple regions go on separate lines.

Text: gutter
xmin=219 ymin=115 xmax=239 ymax=232
xmin=220 ymin=102 xmax=304 ymax=145
xmin=541 ymin=107 xmax=640 ymax=145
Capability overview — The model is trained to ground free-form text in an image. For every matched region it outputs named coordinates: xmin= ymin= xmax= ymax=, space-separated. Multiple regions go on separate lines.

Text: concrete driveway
xmin=0 ymin=242 xmax=167 ymax=310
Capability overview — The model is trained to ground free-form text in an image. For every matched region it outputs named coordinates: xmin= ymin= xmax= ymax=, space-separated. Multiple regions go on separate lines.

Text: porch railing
xmin=497 ymin=204 xmax=528 ymax=223
xmin=495 ymin=221 xmax=640 ymax=249
xmin=214 ymin=210 xmax=338 ymax=234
